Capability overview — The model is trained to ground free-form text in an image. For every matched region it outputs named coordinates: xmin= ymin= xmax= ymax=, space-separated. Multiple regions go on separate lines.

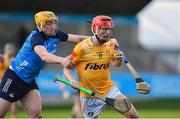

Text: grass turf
xmin=6 ymin=99 xmax=180 ymax=118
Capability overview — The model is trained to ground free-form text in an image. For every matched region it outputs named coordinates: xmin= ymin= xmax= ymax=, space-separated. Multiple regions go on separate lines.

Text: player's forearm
xmin=78 ymin=35 xmax=89 ymax=42
xmin=34 ymin=46 xmax=63 ymax=64
xmin=41 ymin=52 xmax=63 ymax=64
xmin=63 ymin=67 xmax=76 ymax=81
xmin=68 ymin=34 xmax=89 ymax=43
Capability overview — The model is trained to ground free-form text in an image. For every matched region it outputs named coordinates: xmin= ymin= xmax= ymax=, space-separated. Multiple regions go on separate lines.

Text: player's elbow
xmin=40 ymin=52 xmax=49 ymax=62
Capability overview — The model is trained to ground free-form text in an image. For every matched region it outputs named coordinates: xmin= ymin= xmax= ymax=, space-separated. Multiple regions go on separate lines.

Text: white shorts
xmin=80 ymin=86 xmax=124 ymax=118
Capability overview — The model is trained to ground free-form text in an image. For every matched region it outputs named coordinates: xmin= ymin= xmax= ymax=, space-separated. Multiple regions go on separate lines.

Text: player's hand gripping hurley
xmin=114 ymin=45 xmax=151 ymax=95
xmin=123 ymin=56 xmax=151 ymax=94
xmin=54 ymin=77 xmax=131 ymax=113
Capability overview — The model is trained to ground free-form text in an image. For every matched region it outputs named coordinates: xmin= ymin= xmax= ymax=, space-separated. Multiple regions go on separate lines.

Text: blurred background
xmin=0 ymin=0 xmax=180 ymax=118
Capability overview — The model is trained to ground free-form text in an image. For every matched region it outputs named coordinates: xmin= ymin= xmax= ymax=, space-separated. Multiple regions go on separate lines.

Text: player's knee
xmin=29 ymin=112 xmax=42 ymax=118
xmin=0 ymin=107 xmax=8 ymax=118
xmin=128 ymin=112 xmax=139 ymax=119
xmin=28 ymin=108 xmax=42 ymax=118
xmin=0 ymin=112 xmax=6 ymax=118
xmin=115 ymin=97 xmax=131 ymax=113
xmin=126 ymin=108 xmax=139 ymax=119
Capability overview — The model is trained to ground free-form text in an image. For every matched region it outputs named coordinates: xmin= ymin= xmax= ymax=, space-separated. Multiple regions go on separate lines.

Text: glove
xmin=136 ymin=81 xmax=151 ymax=94
xmin=113 ymin=51 xmax=123 ymax=63
xmin=114 ymin=50 xmax=123 ymax=58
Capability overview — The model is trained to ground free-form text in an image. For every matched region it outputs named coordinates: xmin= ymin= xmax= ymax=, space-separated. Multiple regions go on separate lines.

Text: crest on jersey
xmin=53 ymin=43 xmax=57 ymax=48
xmin=106 ymin=50 xmax=110 ymax=56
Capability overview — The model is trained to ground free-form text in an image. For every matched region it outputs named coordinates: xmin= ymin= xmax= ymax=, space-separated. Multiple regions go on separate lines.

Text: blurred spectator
xmin=17 ymin=24 xmax=29 ymax=48
xmin=0 ymin=43 xmax=17 ymax=119
xmin=0 ymin=43 xmax=15 ymax=79
xmin=59 ymin=84 xmax=83 ymax=118
xmin=59 ymin=70 xmax=83 ymax=118
xmin=70 ymin=90 xmax=83 ymax=118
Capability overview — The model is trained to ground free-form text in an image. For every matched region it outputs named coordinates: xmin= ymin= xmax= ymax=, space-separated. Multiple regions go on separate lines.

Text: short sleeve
xmin=31 ymin=33 xmax=45 ymax=48
xmin=70 ymin=43 xmax=84 ymax=64
xmin=56 ymin=30 xmax=68 ymax=41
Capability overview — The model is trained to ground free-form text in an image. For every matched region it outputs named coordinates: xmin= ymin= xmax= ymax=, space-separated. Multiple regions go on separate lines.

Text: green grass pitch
xmin=6 ymin=99 xmax=180 ymax=118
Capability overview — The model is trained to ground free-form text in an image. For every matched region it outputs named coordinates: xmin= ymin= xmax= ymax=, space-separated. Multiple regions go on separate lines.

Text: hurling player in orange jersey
xmin=63 ymin=15 xmax=139 ymax=118
xmin=0 ymin=43 xmax=18 ymax=119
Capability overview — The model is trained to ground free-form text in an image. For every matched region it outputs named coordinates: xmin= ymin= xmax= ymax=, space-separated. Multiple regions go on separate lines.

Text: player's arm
xmin=57 ymin=30 xmax=89 ymax=43
xmin=34 ymin=46 xmax=73 ymax=68
xmin=31 ymin=34 xmax=73 ymax=67
xmin=34 ymin=45 xmax=63 ymax=63
xmin=67 ymin=34 xmax=89 ymax=43
xmin=63 ymin=67 xmax=79 ymax=89
xmin=63 ymin=42 xmax=84 ymax=88
xmin=63 ymin=56 xmax=79 ymax=88
xmin=111 ymin=39 xmax=123 ymax=67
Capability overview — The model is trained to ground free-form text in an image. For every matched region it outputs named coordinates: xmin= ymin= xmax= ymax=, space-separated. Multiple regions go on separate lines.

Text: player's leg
xmin=0 ymin=68 xmax=17 ymax=118
xmin=0 ymin=68 xmax=42 ymax=118
xmin=60 ymin=83 xmax=70 ymax=100
xmin=10 ymin=102 xmax=17 ymax=119
xmin=107 ymin=86 xmax=139 ymax=118
xmin=0 ymin=98 xmax=11 ymax=118
xmin=80 ymin=97 xmax=107 ymax=118
xmin=123 ymin=103 xmax=139 ymax=118
xmin=114 ymin=94 xmax=139 ymax=118
xmin=20 ymin=89 xmax=42 ymax=118
xmin=71 ymin=90 xmax=83 ymax=118
xmin=0 ymin=79 xmax=10 ymax=118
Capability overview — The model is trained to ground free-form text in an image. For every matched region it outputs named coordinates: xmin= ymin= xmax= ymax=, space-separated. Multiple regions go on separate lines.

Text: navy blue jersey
xmin=11 ymin=30 xmax=68 ymax=83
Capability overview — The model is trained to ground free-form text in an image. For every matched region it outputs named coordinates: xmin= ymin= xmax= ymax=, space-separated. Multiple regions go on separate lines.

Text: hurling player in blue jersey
xmin=0 ymin=11 xmax=88 ymax=118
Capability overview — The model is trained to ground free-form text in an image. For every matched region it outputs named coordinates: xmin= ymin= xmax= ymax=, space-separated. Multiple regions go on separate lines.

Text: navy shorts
xmin=0 ymin=68 xmax=39 ymax=102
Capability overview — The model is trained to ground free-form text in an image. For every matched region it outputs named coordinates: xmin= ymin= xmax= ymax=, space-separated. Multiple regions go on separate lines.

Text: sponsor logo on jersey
xmin=97 ymin=51 xmax=103 ymax=58
xmin=85 ymin=63 xmax=110 ymax=70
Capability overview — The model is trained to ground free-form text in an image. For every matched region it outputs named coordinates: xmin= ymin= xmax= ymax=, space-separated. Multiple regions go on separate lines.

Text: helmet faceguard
xmin=91 ymin=15 xmax=114 ymax=43
xmin=34 ymin=11 xmax=58 ymax=32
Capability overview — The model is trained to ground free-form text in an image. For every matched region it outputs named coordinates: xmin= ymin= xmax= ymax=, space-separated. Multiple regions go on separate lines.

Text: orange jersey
xmin=0 ymin=55 xmax=14 ymax=79
xmin=70 ymin=38 xmax=116 ymax=97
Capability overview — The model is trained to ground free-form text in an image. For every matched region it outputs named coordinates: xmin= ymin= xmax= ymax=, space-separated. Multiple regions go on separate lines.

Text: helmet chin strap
xmin=95 ymin=35 xmax=109 ymax=44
